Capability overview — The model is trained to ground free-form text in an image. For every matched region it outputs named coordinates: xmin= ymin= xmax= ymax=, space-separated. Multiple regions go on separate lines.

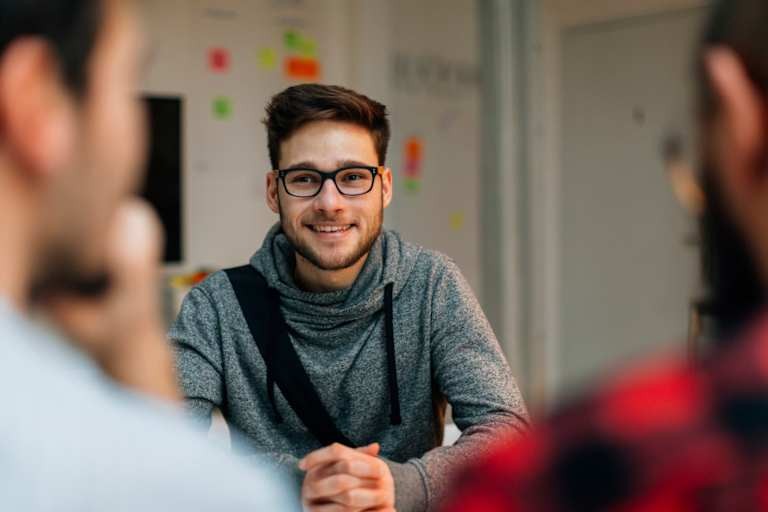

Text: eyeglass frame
xmin=276 ymin=165 xmax=383 ymax=198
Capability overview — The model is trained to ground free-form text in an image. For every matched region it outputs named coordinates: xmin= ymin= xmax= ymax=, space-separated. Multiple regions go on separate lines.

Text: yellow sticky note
xmin=450 ymin=212 xmax=465 ymax=231
xmin=258 ymin=48 xmax=278 ymax=70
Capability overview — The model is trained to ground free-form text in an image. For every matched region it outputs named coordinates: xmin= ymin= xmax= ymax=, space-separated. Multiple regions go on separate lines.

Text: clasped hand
xmin=299 ymin=442 xmax=395 ymax=512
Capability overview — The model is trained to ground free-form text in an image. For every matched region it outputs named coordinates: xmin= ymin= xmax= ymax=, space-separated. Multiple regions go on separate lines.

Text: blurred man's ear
xmin=266 ymin=171 xmax=280 ymax=214
xmin=0 ymin=38 xmax=76 ymax=180
xmin=382 ymin=167 xmax=393 ymax=209
xmin=705 ymin=48 xmax=766 ymax=201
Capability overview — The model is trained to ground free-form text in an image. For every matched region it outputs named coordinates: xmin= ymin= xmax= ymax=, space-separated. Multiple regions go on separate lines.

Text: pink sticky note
xmin=208 ymin=48 xmax=230 ymax=72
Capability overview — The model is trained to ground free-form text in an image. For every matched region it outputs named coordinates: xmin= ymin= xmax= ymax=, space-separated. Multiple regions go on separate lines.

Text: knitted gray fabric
xmin=170 ymin=224 xmax=529 ymax=511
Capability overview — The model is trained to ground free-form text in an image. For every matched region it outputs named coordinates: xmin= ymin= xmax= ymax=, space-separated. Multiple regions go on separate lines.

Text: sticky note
xmin=258 ymin=48 xmax=278 ymax=70
xmin=404 ymin=161 xmax=422 ymax=178
xmin=212 ymin=96 xmax=233 ymax=119
xmin=450 ymin=212 xmax=465 ymax=231
xmin=299 ymin=38 xmax=317 ymax=57
xmin=405 ymin=137 xmax=423 ymax=161
xmin=208 ymin=48 xmax=230 ymax=72
xmin=285 ymin=56 xmax=320 ymax=80
xmin=284 ymin=30 xmax=301 ymax=50
xmin=284 ymin=30 xmax=317 ymax=57
xmin=404 ymin=177 xmax=421 ymax=193
xmin=403 ymin=137 xmax=424 ymax=179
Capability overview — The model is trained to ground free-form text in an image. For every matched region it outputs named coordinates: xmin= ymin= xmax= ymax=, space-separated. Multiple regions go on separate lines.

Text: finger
xmin=305 ymin=503 xmax=347 ymax=512
xmin=324 ymin=488 xmax=383 ymax=509
xmin=327 ymin=458 xmax=384 ymax=480
xmin=300 ymin=443 xmax=358 ymax=471
xmin=303 ymin=473 xmax=368 ymax=501
xmin=107 ymin=199 xmax=163 ymax=287
xmin=306 ymin=455 xmax=384 ymax=481
xmin=300 ymin=442 xmax=379 ymax=472
xmin=308 ymin=506 xmax=391 ymax=512
xmin=355 ymin=443 xmax=380 ymax=457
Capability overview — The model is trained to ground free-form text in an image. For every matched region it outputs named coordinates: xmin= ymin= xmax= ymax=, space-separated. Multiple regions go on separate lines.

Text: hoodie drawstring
xmin=384 ymin=283 xmax=402 ymax=425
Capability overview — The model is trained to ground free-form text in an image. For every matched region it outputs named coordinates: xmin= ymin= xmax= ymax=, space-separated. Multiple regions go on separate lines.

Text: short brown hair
xmin=263 ymin=84 xmax=390 ymax=169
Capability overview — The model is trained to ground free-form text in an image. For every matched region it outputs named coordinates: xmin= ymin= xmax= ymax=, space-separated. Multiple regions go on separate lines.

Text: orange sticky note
xmin=285 ymin=57 xmax=320 ymax=80
xmin=405 ymin=137 xmax=423 ymax=161
xmin=403 ymin=137 xmax=424 ymax=178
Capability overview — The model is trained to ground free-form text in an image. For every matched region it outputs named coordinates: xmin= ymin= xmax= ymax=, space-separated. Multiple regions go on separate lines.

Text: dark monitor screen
xmin=141 ymin=96 xmax=182 ymax=264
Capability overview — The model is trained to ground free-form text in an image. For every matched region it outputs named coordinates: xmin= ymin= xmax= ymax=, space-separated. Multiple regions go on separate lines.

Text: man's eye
xmin=290 ymin=174 xmax=318 ymax=183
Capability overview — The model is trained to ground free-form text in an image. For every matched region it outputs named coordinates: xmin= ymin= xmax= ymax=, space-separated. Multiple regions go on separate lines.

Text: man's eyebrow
xmin=337 ymin=160 xmax=377 ymax=168
xmin=281 ymin=160 xmax=377 ymax=171
xmin=282 ymin=161 xmax=319 ymax=170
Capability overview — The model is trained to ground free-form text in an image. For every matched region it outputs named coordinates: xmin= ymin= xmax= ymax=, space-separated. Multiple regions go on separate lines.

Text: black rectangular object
xmin=141 ymin=96 xmax=183 ymax=263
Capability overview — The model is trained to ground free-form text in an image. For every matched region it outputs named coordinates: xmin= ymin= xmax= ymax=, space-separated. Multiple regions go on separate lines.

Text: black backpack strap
xmin=224 ymin=265 xmax=355 ymax=447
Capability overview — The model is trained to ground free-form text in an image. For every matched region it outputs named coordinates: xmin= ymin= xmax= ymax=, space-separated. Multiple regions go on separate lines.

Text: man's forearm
xmin=391 ymin=413 xmax=527 ymax=511
xmin=385 ymin=458 xmax=429 ymax=512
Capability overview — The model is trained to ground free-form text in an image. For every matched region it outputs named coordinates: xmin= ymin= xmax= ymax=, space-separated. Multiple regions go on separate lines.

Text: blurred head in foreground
xmin=697 ymin=0 xmax=768 ymax=341
xmin=441 ymin=2 xmax=768 ymax=511
xmin=0 ymin=0 xmax=146 ymax=305
xmin=0 ymin=3 xmax=297 ymax=510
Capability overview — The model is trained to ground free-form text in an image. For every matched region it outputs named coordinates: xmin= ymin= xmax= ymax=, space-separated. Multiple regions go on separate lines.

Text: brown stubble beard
xmin=278 ymin=190 xmax=384 ymax=272
xmin=30 ymin=169 xmax=115 ymax=302
xmin=30 ymin=240 xmax=111 ymax=301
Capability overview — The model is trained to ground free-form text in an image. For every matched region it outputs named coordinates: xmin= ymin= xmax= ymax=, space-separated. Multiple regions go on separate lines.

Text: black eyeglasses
xmin=277 ymin=165 xmax=381 ymax=198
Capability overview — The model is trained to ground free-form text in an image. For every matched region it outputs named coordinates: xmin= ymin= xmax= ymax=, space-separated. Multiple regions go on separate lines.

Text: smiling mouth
xmin=307 ymin=224 xmax=354 ymax=233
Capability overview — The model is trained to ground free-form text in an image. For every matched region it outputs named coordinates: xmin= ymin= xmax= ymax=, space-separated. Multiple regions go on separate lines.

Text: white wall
xmin=385 ymin=0 xmax=483 ymax=296
xmin=140 ymin=0 xmax=485 ymax=302
xmin=140 ymin=0 xmax=354 ymax=273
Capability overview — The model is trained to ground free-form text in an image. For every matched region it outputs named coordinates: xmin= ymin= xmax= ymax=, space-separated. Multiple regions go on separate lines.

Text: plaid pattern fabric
xmin=443 ymin=314 xmax=768 ymax=512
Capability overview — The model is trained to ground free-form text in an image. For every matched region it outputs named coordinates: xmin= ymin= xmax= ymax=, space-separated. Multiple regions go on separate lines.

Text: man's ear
xmin=705 ymin=48 xmax=766 ymax=196
xmin=266 ymin=171 xmax=280 ymax=213
xmin=381 ymin=167 xmax=393 ymax=209
xmin=0 ymin=37 xmax=76 ymax=180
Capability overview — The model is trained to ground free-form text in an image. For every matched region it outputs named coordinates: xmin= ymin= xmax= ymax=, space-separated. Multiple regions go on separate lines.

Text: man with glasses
xmin=170 ymin=84 xmax=529 ymax=512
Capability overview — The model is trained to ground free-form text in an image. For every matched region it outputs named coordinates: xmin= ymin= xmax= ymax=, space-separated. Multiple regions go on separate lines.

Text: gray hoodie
xmin=170 ymin=225 xmax=529 ymax=511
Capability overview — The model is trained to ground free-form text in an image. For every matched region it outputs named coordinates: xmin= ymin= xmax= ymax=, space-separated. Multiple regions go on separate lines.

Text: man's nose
xmin=313 ymin=177 xmax=345 ymax=213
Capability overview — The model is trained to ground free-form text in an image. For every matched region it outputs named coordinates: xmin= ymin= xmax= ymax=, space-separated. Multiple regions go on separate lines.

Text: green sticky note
xmin=404 ymin=178 xmax=421 ymax=193
xmin=299 ymin=38 xmax=317 ymax=57
xmin=258 ymin=48 xmax=277 ymax=70
xmin=213 ymin=96 xmax=232 ymax=119
xmin=284 ymin=30 xmax=301 ymax=50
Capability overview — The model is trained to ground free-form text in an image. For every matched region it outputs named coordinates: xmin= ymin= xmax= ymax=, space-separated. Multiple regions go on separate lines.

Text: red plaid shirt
xmin=442 ymin=314 xmax=768 ymax=512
